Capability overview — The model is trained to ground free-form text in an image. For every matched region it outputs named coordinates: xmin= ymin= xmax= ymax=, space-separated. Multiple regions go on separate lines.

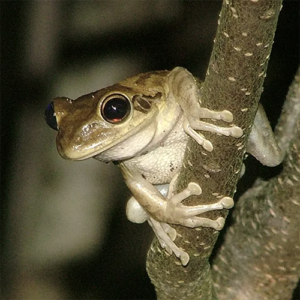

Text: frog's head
xmin=45 ymin=72 xmax=168 ymax=161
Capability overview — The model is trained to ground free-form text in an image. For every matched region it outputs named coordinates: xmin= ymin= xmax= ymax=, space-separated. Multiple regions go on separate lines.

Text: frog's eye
xmin=45 ymin=102 xmax=58 ymax=131
xmin=101 ymin=94 xmax=131 ymax=124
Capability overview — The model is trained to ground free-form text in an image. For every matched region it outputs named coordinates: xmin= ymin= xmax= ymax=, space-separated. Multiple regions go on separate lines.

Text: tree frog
xmin=45 ymin=67 xmax=282 ymax=266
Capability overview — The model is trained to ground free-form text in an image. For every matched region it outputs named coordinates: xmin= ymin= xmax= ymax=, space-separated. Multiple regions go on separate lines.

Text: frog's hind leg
xmin=148 ymin=217 xmax=190 ymax=266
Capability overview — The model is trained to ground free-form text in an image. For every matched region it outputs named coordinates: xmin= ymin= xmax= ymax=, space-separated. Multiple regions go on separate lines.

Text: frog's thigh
xmin=126 ymin=197 xmax=148 ymax=224
xmin=247 ymin=104 xmax=283 ymax=167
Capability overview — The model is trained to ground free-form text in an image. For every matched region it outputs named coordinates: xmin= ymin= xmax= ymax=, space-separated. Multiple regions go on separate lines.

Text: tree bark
xmin=147 ymin=1 xmax=283 ymax=299
xmin=212 ymin=67 xmax=300 ymax=300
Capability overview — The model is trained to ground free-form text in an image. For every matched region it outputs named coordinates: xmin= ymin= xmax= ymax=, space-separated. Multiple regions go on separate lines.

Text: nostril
xmin=45 ymin=102 xmax=58 ymax=131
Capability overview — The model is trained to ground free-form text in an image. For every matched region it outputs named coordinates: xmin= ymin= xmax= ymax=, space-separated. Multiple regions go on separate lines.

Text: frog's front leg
xmin=167 ymin=67 xmax=243 ymax=151
xmin=123 ymin=164 xmax=234 ymax=265
xmin=126 ymin=196 xmax=189 ymax=265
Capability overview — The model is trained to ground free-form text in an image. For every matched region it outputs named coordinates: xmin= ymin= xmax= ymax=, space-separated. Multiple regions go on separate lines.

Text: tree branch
xmin=212 ymin=67 xmax=300 ymax=300
xmin=146 ymin=1 xmax=283 ymax=299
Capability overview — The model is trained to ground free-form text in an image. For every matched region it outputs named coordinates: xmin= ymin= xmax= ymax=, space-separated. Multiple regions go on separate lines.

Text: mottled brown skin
xmin=53 ymin=71 xmax=169 ymax=160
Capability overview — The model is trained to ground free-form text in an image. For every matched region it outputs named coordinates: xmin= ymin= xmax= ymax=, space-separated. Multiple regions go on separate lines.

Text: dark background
xmin=1 ymin=1 xmax=299 ymax=299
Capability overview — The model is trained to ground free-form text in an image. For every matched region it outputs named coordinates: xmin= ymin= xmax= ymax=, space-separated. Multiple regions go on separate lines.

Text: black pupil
xmin=102 ymin=97 xmax=130 ymax=123
xmin=44 ymin=102 xmax=58 ymax=130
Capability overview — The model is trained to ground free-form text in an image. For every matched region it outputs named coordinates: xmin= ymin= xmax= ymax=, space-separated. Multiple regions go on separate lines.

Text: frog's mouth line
xmin=57 ymin=110 xmax=159 ymax=161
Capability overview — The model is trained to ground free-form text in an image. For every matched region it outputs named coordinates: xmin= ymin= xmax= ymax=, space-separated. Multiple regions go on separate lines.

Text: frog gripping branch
xmin=45 ymin=67 xmax=281 ymax=267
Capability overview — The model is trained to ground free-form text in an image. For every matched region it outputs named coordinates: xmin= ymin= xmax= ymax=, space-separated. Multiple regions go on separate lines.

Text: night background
xmin=1 ymin=1 xmax=299 ymax=299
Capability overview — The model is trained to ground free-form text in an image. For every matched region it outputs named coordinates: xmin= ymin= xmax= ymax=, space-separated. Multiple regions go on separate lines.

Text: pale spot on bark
xmin=219 ymin=254 xmax=228 ymax=264
xmin=241 ymin=218 xmax=246 ymax=227
xmin=229 ymin=266 xmax=238 ymax=274
xmin=244 ymin=52 xmax=253 ymax=57
xmin=269 ymin=208 xmax=277 ymax=217
xmin=233 ymin=46 xmax=242 ymax=51
xmin=251 ymin=220 xmax=257 ymax=230
xmin=228 ymin=76 xmax=236 ymax=82
xmin=270 ymin=227 xmax=278 ymax=234
xmin=260 ymin=9 xmax=275 ymax=20
xmin=254 ymin=213 xmax=260 ymax=223
xmin=213 ymin=264 xmax=220 ymax=272
xmin=292 ymin=199 xmax=300 ymax=206
xmin=230 ymin=7 xmax=238 ymax=18
xmin=254 ymin=265 xmax=261 ymax=272
xmin=295 ymin=165 xmax=300 ymax=173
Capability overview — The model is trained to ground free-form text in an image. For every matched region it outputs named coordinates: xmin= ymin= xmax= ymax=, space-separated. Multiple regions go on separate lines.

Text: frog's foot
xmin=164 ymin=182 xmax=234 ymax=229
xmin=148 ymin=181 xmax=233 ymax=266
xmin=148 ymin=217 xmax=190 ymax=266
xmin=183 ymin=115 xmax=243 ymax=152
xmin=126 ymin=195 xmax=187 ymax=264
xmin=194 ymin=107 xmax=234 ymax=122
